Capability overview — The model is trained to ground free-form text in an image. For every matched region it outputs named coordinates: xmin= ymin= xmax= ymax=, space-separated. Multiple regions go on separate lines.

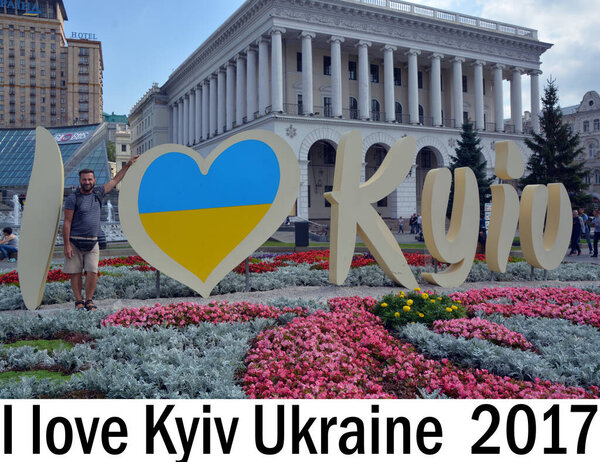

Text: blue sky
xmin=64 ymin=0 xmax=598 ymax=116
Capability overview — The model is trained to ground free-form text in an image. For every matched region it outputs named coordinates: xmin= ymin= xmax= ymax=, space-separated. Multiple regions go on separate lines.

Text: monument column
xmin=226 ymin=61 xmax=236 ymax=131
xmin=511 ymin=67 xmax=523 ymax=133
xmin=300 ymin=31 xmax=315 ymax=115
xmin=246 ymin=46 xmax=258 ymax=120
xmin=194 ymin=85 xmax=201 ymax=143
xmin=473 ymin=60 xmax=486 ymax=130
xmin=217 ymin=68 xmax=226 ymax=134
xmin=407 ymin=49 xmax=421 ymax=124
xmin=188 ymin=90 xmax=196 ymax=145
xmin=429 ymin=53 xmax=443 ymax=127
xmin=493 ymin=63 xmax=504 ymax=132
xmin=357 ymin=40 xmax=371 ymax=120
xmin=270 ymin=27 xmax=285 ymax=113
xmin=258 ymin=37 xmax=270 ymax=115
xmin=171 ymin=103 xmax=178 ymax=143
xmin=452 ymin=57 xmax=465 ymax=127
xmin=383 ymin=45 xmax=397 ymax=123
xmin=236 ymin=54 xmax=246 ymax=127
xmin=209 ymin=74 xmax=217 ymax=137
xmin=182 ymin=94 xmax=189 ymax=145
xmin=330 ymin=35 xmax=344 ymax=118
xmin=530 ymin=70 xmax=541 ymax=134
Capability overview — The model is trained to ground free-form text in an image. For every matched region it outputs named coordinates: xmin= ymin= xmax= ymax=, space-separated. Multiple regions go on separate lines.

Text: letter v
xmin=324 ymin=130 xmax=418 ymax=288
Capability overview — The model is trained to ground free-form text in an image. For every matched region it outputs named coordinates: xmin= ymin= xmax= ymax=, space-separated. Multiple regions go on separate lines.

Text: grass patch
xmin=0 ymin=370 xmax=73 ymax=383
xmin=2 ymin=339 xmax=73 ymax=354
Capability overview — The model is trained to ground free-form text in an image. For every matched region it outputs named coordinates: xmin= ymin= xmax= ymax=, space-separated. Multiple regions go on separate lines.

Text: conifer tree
xmin=520 ymin=79 xmax=589 ymax=206
xmin=447 ymin=120 xmax=494 ymax=218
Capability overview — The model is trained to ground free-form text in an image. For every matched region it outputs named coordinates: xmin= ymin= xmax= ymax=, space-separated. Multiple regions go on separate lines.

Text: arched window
xmin=395 ymin=102 xmax=402 ymax=123
xmin=349 ymin=97 xmax=358 ymax=119
xmin=371 ymin=99 xmax=380 ymax=121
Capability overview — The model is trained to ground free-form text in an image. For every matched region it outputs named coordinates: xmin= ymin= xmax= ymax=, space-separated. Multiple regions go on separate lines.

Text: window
xmin=419 ymin=105 xmax=424 ymax=124
xmin=595 ymin=119 xmax=600 ymax=131
xmin=483 ymin=78 xmax=486 ymax=95
xmin=296 ymin=52 xmax=302 ymax=72
xmin=596 ymin=170 xmax=600 ymax=185
xmin=297 ymin=94 xmax=303 ymax=115
xmin=323 ymin=56 xmax=331 ymax=76
xmin=462 ymin=75 xmax=468 ymax=93
xmin=324 ymin=97 xmax=332 ymax=117
xmin=584 ymin=121 xmax=590 ymax=132
xmin=348 ymin=61 xmax=356 ymax=80
xmin=121 ymin=144 xmax=127 ymax=152
xmin=371 ymin=99 xmax=380 ymax=121
xmin=463 ymin=111 xmax=469 ymax=123
xmin=418 ymin=71 xmax=423 ymax=89
xmin=394 ymin=68 xmax=401 ymax=86
xmin=349 ymin=97 xmax=358 ymax=119
xmin=395 ymin=102 xmax=402 ymax=123
xmin=589 ymin=144 xmax=597 ymax=159
xmin=370 ymin=64 xmax=379 ymax=83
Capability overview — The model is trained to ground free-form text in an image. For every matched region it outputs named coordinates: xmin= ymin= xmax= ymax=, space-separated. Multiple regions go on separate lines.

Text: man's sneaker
xmin=8 ymin=258 xmax=16 ymax=262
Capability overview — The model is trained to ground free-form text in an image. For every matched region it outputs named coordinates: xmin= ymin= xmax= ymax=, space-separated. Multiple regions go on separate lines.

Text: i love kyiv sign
xmin=18 ymin=128 xmax=571 ymax=309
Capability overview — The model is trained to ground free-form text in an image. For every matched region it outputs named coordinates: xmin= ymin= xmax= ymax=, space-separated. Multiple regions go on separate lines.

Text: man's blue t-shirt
xmin=64 ymin=185 xmax=105 ymax=237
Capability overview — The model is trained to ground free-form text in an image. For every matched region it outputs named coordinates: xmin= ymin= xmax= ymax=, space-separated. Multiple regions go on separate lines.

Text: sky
xmin=64 ymin=0 xmax=599 ymax=116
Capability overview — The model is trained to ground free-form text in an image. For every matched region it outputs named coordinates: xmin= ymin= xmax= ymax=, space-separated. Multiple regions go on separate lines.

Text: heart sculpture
xmin=119 ymin=130 xmax=300 ymax=297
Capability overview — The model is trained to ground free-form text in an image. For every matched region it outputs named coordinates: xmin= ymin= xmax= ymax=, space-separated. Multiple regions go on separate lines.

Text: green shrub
xmin=372 ymin=289 xmax=467 ymax=328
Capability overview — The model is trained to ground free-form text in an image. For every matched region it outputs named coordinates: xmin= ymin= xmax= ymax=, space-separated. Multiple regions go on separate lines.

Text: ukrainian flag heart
xmin=119 ymin=130 xmax=300 ymax=297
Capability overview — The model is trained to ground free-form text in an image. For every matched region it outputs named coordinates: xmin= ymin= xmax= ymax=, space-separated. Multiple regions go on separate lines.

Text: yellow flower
xmin=414 ymin=288 xmax=421 ymax=292
xmin=403 ymin=305 xmax=411 ymax=312
xmin=430 ymin=300 xmax=436 ymax=304
xmin=422 ymin=293 xmax=429 ymax=300
xmin=418 ymin=312 xmax=424 ymax=318
xmin=446 ymin=307 xmax=453 ymax=312
xmin=451 ymin=305 xmax=458 ymax=311
xmin=398 ymin=291 xmax=405 ymax=298
xmin=394 ymin=312 xmax=400 ymax=318
xmin=407 ymin=299 xmax=413 ymax=306
xmin=437 ymin=297 xmax=442 ymax=301
xmin=381 ymin=302 xmax=388 ymax=308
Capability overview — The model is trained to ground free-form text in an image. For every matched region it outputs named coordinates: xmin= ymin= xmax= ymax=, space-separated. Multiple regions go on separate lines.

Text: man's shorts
xmin=63 ymin=240 xmax=99 ymax=274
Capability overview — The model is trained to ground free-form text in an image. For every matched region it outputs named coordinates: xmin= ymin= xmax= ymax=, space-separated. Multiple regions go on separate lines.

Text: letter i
xmin=486 ymin=141 xmax=523 ymax=272
xmin=203 ymin=405 xmax=211 ymax=454
xmin=3 ymin=405 xmax=12 ymax=454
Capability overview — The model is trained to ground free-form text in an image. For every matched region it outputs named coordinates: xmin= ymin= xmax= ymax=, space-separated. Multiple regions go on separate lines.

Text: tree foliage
xmin=447 ymin=121 xmax=494 ymax=217
xmin=519 ymin=79 xmax=589 ymax=206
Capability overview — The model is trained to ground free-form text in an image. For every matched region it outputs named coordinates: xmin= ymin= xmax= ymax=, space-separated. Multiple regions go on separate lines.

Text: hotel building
xmin=131 ymin=0 xmax=552 ymax=220
xmin=0 ymin=0 xmax=103 ymax=128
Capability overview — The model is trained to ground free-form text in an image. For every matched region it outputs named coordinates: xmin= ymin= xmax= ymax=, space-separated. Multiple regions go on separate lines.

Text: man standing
xmin=579 ymin=207 xmax=593 ymax=255
xmin=569 ymin=209 xmax=583 ymax=256
xmin=593 ymin=209 xmax=600 ymax=258
xmin=62 ymin=157 xmax=138 ymax=310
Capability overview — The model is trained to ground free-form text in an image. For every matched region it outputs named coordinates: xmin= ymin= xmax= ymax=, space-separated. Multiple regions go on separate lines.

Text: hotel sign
xmin=71 ymin=32 xmax=98 ymax=40
xmin=0 ymin=1 xmax=40 ymax=16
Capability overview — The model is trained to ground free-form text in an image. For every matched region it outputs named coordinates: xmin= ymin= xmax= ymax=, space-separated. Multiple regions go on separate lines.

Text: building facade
xmin=129 ymin=82 xmax=169 ymax=157
xmin=0 ymin=0 xmax=103 ymax=129
xmin=562 ymin=91 xmax=600 ymax=201
xmin=133 ymin=0 xmax=552 ymax=220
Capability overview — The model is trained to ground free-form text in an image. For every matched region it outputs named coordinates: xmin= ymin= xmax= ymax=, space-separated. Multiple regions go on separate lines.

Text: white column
xmin=236 ymin=55 xmax=246 ymax=126
xmin=530 ymin=70 xmax=541 ymax=134
xmin=270 ymin=27 xmax=285 ymax=113
xmin=217 ymin=68 xmax=226 ymax=134
xmin=473 ymin=60 xmax=485 ymax=130
xmin=407 ymin=49 xmax=421 ymax=124
xmin=202 ymin=81 xmax=209 ymax=140
xmin=182 ymin=94 xmax=189 ymax=145
xmin=246 ymin=47 xmax=258 ymax=120
xmin=194 ymin=85 xmax=201 ymax=143
xmin=178 ymin=98 xmax=184 ymax=144
xmin=258 ymin=37 xmax=270 ymax=114
xmin=189 ymin=91 xmax=196 ymax=145
xmin=357 ymin=40 xmax=371 ymax=120
xmin=383 ymin=45 xmax=396 ymax=123
xmin=171 ymin=104 xmax=178 ymax=143
xmin=209 ymin=74 xmax=217 ymax=136
xmin=330 ymin=36 xmax=344 ymax=118
xmin=300 ymin=31 xmax=315 ymax=115
xmin=226 ymin=62 xmax=236 ymax=131
xmin=493 ymin=63 xmax=504 ymax=132
xmin=452 ymin=57 xmax=465 ymax=127
xmin=429 ymin=53 xmax=443 ymax=126
xmin=511 ymin=67 xmax=523 ymax=133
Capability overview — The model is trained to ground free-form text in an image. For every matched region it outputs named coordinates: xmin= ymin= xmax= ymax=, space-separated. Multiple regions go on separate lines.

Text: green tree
xmin=106 ymin=140 xmax=116 ymax=162
xmin=447 ymin=120 xmax=494 ymax=218
xmin=519 ymin=79 xmax=589 ymax=206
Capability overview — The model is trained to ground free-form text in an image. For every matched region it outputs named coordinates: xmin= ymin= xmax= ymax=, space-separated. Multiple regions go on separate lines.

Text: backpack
xmin=74 ymin=188 xmax=107 ymax=250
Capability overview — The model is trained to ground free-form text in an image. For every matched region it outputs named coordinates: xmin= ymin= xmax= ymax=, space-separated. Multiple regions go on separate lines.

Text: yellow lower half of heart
xmin=140 ymin=203 xmax=272 ymax=282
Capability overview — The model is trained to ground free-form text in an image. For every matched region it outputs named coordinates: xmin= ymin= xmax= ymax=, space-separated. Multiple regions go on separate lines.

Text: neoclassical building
xmin=131 ymin=0 xmax=552 ymax=220
xmin=562 ymin=91 xmax=600 ymax=201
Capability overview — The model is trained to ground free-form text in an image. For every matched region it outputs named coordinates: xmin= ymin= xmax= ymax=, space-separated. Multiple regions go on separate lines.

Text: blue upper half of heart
xmin=138 ymin=140 xmax=281 ymax=213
